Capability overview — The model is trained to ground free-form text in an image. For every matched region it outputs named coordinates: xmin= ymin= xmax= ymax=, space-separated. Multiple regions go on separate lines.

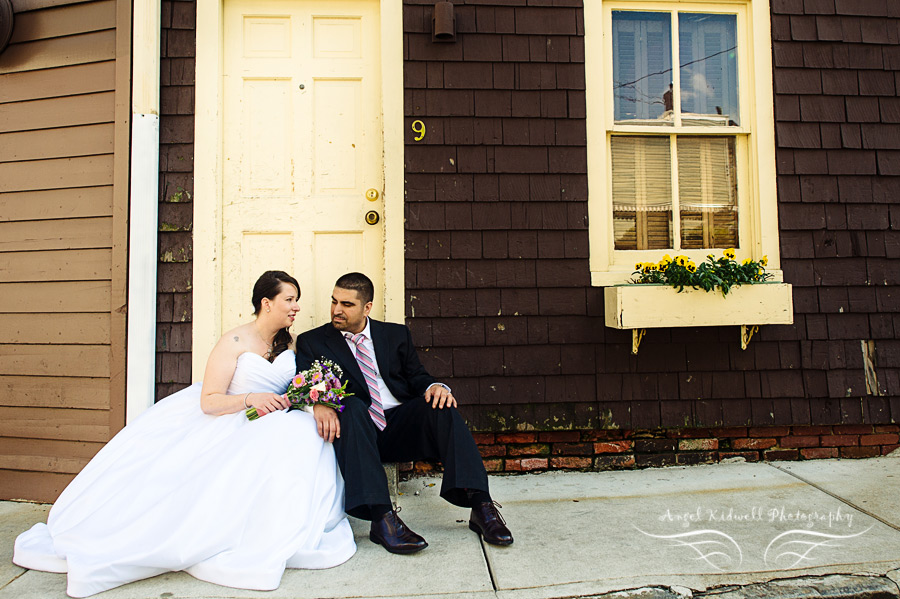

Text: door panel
xmin=223 ymin=0 xmax=383 ymax=334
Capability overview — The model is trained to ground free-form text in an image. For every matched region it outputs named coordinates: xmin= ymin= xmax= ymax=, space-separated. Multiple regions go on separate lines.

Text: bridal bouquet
xmin=246 ymin=358 xmax=352 ymax=420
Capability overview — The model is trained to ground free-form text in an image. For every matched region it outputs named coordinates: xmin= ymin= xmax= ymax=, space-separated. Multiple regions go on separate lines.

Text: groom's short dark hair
xmin=335 ymin=272 xmax=374 ymax=305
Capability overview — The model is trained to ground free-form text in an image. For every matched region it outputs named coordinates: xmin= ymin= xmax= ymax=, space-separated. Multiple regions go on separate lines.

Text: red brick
xmin=801 ymin=447 xmax=839 ymax=459
xmin=881 ymin=445 xmax=900 ymax=455
xmin=764 ymin=449 xmax=800 ymax=461
xmin=483 ymin=459 xmax=504 ymax=472
xmin=665 ymin=428 xmax=714 ymax=439
xmin=840 ymin=446 xmax=880 ymax=459
xmin=412 ymin=461 xmax=438 ymax=474
xmin=506 ymin=458 xmax=548 ymax=471
xmin=538 ymin=431 xmax=580 ymax=443
xmin=876 ymin=425 xmax=900 ymax=433
xmin=634 ymin=439 xmax=677 ymax=453
xmin=792 ymin=425 xmax=833 ymax=435
xmin=507 ymin=443 xmax=550 ymax=457
xmin=593 ymin=441 xmax=632 ymax=454
xmin=550 ymin=456 xmax=592 ymax=469
xmin=594 ymin=455 xmax=635 ymax=470
xmin=860 ymin=434 xmax=900 ymax=446
xmin=832 ymin=424 xmax=875 ymax=434
xmin=472 ymin=433 xmax=495 ymax=444
xmin=749 ymin=426 xmax=792 ymax=437
xmin=495 ymin=432 xmax=536 ymax=444
xmin=676 ymin=452 xmax=718 ymax=465
xmin=733 ymin=438 xmax=777 ymax=450
xmin=778 ymin=435 xmax=820 ymax=448
xmin=583 ymin=430 xmax=626 ymax=441
xmin=552 ymin=443 xmax=592 ymax=456
xmin=710 ymin=427 xmax=749 ymax=438
xmin=636 ymin=453 xmax=677 ymax=467
xmin=820 ymin=434 xmax=859 ymax=447
xmin=719 ymin=451 xmax=760 ymax=462
xmin=678 ymin=439 xmax=719 ymax=451
xmin=478 ymin=444 xmax=506 ymax=457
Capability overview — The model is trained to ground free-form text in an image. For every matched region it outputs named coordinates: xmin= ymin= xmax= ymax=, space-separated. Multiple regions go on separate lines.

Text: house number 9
xmin=411 ymin=120 xmax=426 ymax=141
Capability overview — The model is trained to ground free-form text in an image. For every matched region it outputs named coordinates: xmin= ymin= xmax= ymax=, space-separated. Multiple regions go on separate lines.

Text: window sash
xmin=608 ymin=4 xmax=747 ymax=133
xmin=611 ymin=134 xmax=740 ymax=252
xmin=586 ymin=0 xmax=778 ymax=284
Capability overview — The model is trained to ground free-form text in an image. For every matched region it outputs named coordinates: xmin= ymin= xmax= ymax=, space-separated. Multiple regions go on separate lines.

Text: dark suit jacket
xmin=295 ymin=319 xmax=436 ymax=408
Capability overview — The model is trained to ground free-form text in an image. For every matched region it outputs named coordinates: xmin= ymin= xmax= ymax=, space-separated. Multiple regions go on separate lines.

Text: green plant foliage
xmin=632 ymin=249 xmax=772 ymax=296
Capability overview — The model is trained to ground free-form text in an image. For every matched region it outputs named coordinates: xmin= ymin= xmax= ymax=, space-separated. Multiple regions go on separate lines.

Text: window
xmin=586 ymin=0 xmax=781 ymax=285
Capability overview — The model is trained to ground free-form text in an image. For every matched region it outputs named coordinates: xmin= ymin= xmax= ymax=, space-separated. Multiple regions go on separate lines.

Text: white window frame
xmin=585 ymin=0 xmax=782 ymax=286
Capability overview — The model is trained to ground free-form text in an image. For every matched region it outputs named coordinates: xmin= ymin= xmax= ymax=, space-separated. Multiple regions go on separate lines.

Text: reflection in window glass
xmin=678 ymin=136 xmax=738 ymax=248
xmin=612 ymin=136 xmax=673 ymax=250
xmin=679 ymin=13 xmax=739 ymax=126
xmin=612 ymin=11 xmax=672 ymax=125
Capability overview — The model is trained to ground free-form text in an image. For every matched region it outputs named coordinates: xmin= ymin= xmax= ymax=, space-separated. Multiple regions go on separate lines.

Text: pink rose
xmin=309 ymin=388 xmax=319 ymax=402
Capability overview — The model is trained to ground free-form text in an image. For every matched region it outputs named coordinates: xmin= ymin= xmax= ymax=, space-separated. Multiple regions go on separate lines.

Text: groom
xmin=295 ymin=272 xmax=513 ymax=554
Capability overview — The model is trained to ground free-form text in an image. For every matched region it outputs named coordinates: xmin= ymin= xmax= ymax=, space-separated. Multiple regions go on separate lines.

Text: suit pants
xmin=333 ymin=395 xmax=489 ymax=520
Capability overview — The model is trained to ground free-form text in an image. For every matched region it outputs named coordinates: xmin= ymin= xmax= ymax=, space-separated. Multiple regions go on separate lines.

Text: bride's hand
xmin=248 ymin=392 xmax=291 ymax=416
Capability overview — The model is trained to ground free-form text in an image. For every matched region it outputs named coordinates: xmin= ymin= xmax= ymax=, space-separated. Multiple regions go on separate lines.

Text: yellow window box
xmin=604 ymin=282 xmax=794 ymax=352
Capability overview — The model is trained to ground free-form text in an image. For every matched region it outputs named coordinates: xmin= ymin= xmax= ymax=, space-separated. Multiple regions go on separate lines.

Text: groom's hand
xmin=425 ymin=384 xmax=457 ymax=409
xmin=313 ymin=404 xmax=340 ymax=442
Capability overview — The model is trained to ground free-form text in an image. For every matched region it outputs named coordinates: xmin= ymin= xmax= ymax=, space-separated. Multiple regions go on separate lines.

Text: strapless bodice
xmin=225 ymin=350 xmax=296 ymax=396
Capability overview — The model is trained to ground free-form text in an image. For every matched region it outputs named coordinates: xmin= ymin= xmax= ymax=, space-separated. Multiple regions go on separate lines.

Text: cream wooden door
xmin=222 ymin=0 xmax=383 ymax=334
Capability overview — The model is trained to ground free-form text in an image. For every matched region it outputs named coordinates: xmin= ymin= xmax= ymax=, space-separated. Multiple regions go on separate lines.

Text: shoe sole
xmin=468 ymin=521 xmax=513 ymax=546
xmin=369 ymin=532 xmax=428 ymax=554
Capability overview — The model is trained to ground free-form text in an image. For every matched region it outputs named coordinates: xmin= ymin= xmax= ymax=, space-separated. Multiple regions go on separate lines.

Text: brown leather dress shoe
xmin=370 ymin=510 xmax=428 ymax=554
xmin=469 ymin=501 xmax=513 ymax=546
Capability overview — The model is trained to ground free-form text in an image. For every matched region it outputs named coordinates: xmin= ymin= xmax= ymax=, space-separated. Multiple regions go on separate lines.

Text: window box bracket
xmin=605 ymin=282 xmax=793 ymax=353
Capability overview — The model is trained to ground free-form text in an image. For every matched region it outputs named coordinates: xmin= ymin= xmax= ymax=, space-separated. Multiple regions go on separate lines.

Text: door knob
xmin=365 ymin=188 xmax=379 ymax=201
xmin=365 ymin=211 xmax=380 ymax=225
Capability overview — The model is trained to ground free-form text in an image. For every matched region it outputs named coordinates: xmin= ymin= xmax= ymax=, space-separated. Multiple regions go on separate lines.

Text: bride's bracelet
xmin=243 ymin=392 xmax=251 ymax=409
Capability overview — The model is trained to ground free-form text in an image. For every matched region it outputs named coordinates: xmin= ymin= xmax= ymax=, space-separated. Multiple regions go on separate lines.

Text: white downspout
xmin=125 ymin=0 xmax=161 ymax=423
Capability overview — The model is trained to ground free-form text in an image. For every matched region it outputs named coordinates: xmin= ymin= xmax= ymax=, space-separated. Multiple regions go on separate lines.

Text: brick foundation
xmin=398 ymin=424 xmax=900 ymax=475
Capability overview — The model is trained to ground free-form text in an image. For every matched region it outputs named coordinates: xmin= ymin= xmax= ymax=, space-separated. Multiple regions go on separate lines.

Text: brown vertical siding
xmin=155 ymin=0 xmax=195 ymax=401
xmin=0 ymin=0 xmax=129 ymax=502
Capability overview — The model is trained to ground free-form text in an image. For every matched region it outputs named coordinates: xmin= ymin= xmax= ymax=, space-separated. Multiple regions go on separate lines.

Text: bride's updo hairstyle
xmin=252 ymin=270 xmax=300 ymax=361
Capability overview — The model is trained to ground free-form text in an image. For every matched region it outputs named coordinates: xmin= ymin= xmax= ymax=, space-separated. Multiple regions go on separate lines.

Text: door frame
xmin=192 ymin=0 xmax=404 ymax=378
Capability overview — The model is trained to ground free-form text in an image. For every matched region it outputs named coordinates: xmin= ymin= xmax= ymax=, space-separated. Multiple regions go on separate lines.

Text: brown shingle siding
xmin=155 ymin=0 xmax=195 ymax=400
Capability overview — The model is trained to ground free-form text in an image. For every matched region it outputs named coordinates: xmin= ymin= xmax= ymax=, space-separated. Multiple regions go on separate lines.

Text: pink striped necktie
xmin=345 ymin=332 xmax=387 ymax=430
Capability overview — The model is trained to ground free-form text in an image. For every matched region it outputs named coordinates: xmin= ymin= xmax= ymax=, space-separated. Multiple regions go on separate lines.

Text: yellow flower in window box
xmin=631 ymin=250 xmax=772 ymax=296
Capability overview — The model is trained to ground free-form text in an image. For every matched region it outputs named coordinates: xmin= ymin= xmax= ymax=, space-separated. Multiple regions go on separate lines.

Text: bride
xmin=13 ymin=271 xmax=356 ymax=598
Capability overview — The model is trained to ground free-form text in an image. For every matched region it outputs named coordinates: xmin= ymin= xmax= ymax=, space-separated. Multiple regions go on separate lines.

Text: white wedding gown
xmin=13 ymin=350 xmax=356 ymax=598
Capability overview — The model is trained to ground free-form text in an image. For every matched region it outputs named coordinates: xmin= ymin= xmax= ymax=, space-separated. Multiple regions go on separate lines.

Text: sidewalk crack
xmin=477 ymin=536 xmax=499 ymax=592
xmin=0 ymin=569 xmax=27 ymax=593
xmin=768 ymin=463 xmax=900 ymax=533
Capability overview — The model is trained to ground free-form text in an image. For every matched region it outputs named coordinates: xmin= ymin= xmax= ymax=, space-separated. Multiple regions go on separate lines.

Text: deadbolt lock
xmin=365 ymin=210 xmax=380 ymax=225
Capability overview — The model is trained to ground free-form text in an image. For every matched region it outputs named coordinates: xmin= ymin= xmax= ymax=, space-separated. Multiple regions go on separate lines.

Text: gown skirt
xmin=13 ymin=350 xmax=356 ymax=598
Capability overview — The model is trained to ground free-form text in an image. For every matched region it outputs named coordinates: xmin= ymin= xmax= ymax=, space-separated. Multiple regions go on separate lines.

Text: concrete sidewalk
xmin=1 ymin=455 xmax=899 ymax=599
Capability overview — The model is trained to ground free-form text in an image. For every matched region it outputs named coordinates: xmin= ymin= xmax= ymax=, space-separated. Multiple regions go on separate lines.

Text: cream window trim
xmin=585 ymin=0 xmax=780 ymax=285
